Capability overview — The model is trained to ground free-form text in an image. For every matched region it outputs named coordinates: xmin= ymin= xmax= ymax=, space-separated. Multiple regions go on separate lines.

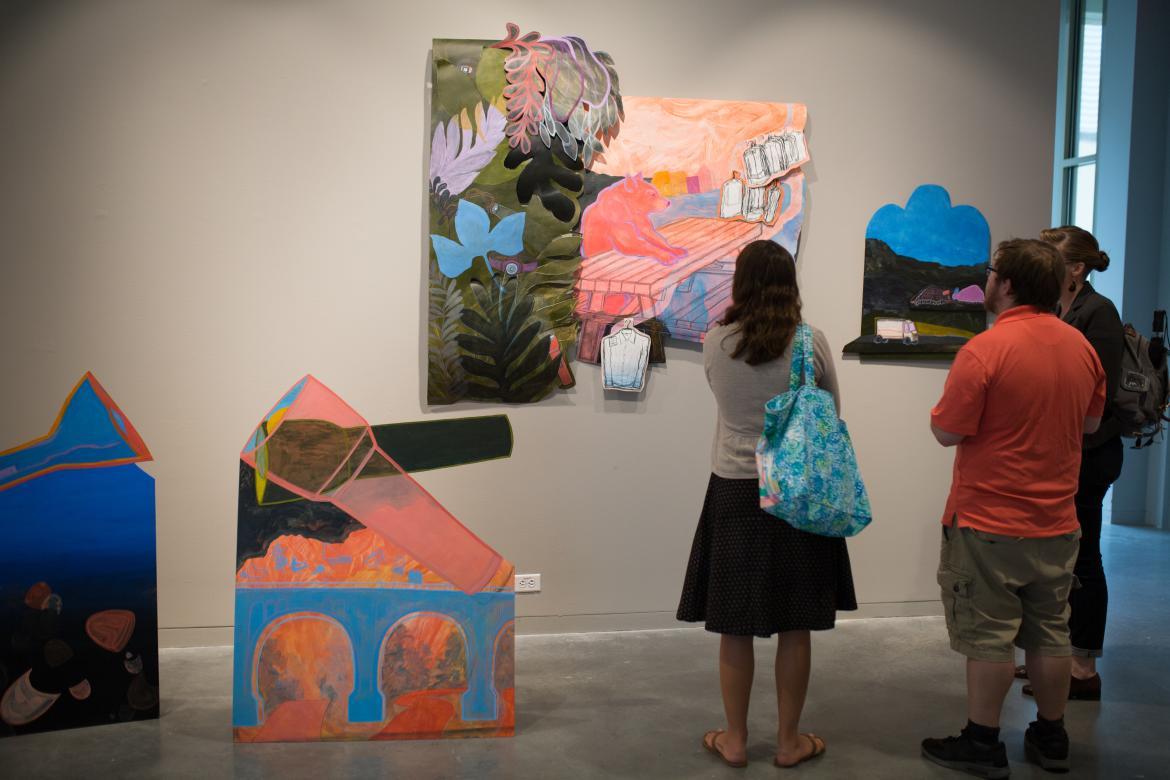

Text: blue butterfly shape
xmin=431 ymin=199 xmax=526 ymax=278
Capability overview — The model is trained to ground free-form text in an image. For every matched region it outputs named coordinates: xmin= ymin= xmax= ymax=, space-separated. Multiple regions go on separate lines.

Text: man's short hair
xmin=993 ymin=238 xmax=1064 ymax=309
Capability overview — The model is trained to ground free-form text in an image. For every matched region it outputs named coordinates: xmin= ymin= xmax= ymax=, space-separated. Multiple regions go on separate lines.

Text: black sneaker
xmin=1024 ymin=720 xmax=1070 ymax=773
xmin=921 ymin=729 xmax=1010 ymax=779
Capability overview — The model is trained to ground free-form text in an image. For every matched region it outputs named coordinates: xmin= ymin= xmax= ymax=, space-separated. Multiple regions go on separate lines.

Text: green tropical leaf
xmin=536 ymin=233 xmax=582 ymax=262
xmin=503 ymin=321 xmax=542 ymax=369
xmin=433 ymin=57 xmax=485 ymax=130
xmin=472 ymin=140 xmax=526 ymax=186
xmin=456 ymin=278 xmax=562 ymax=402
xmin=426 ymin=273 xmax=468 ymax=404
xmin=455 ymin=333 xmax=497 ymax=359
xmin=523 ymin=198 xmax=577 ymax=257
xmin=475 ymin=48 xmax=508 ymax=101
xmin=507 ymin=334 xmax=553 ymax=383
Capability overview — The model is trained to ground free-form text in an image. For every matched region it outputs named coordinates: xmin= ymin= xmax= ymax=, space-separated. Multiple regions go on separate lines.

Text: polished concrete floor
xmin=2 ymin=524 xmax=1167 ymax=779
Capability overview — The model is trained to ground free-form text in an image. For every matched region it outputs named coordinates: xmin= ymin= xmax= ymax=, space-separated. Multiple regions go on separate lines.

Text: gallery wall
xmin=0 ymin=0 xmax=1060 ymax=646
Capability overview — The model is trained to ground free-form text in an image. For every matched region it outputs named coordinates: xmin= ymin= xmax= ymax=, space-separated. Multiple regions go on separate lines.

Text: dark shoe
xmin=1025 ymin=719 xmax=1070 ymax=773
xmin=921 ymin=729 xmax=1010 ymax=778
xmin=1014 ymin=664 xmax=1028 ymax=680
xmin=1022 ymin=674 xmax=1101 ymax=701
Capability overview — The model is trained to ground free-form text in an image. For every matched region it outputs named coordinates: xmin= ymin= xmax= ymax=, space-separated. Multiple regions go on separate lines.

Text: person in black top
xmin=1025 ymin=225 xmax=1125 ymax=701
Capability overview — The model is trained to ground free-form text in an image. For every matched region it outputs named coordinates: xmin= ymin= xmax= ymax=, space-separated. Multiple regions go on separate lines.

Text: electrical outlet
xmin=515 ymin=573 xmax=541 ymax=593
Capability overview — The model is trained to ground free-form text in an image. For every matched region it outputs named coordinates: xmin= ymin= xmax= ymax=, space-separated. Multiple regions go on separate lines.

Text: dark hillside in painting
xmin=859 ymin=238 xmax=986 ymax=336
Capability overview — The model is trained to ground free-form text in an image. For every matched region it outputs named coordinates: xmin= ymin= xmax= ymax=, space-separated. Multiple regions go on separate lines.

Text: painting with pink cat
xmin=574 ymin=96 xmax=810 ymax=360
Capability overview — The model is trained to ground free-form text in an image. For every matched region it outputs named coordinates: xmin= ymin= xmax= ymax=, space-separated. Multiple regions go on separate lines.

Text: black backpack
xmin=1116 ymin=310 xmax=1169 ymax=447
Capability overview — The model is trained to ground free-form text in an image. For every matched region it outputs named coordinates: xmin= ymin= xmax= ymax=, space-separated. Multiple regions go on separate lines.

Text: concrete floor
xmin=2 ymin=524 xmax=1167 ymax=779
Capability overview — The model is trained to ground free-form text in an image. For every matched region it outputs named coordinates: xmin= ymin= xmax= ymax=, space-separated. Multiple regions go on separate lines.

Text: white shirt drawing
xmin=601 ymin=320 xmax=652 ymax=392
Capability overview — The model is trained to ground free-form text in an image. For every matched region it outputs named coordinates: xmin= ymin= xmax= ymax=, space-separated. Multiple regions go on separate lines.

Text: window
xmin=1053 ymin=0 xmax=1105 ymax=230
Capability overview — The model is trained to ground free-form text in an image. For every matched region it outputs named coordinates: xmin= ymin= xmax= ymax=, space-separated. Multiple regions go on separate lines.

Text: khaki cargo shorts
xmin=937 ymin=519 xmax=1081 ymax=663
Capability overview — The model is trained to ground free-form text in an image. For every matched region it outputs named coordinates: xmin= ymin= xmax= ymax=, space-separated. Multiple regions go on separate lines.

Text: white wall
xmin=0 ymin=0 xmax=1059 ymax=646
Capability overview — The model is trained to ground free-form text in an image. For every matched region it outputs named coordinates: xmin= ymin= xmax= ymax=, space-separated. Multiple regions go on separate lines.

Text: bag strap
xmin=788 ymin=324 xmax=813 ymax=390
xmin=801 ymin=324 xmax=815 ymax=386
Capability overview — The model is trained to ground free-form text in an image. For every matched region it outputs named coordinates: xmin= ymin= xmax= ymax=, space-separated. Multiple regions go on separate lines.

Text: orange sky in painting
xmin=236 ymin=528 xmax=515 ymax=590
xmin=592 ymin=97 xmax=807 ymax=186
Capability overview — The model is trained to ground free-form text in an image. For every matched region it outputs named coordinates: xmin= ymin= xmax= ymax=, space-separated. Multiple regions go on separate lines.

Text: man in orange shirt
xmin=922 ymin=239 xmax=1106 ymax=778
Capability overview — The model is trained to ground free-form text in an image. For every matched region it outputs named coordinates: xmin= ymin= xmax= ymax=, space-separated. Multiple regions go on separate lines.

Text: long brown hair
xmin=1040 ymin=225 xmax=1110 ymax=272
xmin=721 ymin=240 xmax=801 ymax=365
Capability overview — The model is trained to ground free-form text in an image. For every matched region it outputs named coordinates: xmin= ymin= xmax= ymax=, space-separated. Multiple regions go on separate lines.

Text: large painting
xmin=0 ymin=373 xmax=158 ymax=737
xmin=426 ymin=24 xmax=810 ymax=403
xmin=576 ymin=97 xmax=807 ymax=361
xmin=843 ymin=184 xmax=990 ymax=356
xmin=233 ymin=376 xmax=515 ymax=742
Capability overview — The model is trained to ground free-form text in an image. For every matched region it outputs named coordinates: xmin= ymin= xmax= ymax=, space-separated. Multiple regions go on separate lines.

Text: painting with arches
xmin=232 ymin=376 xmax=515 ymax=741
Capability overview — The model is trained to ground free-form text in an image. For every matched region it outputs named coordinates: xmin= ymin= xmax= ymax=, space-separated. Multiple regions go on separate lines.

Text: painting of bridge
xmin=233 ymin=376 xmax=515 ymax=742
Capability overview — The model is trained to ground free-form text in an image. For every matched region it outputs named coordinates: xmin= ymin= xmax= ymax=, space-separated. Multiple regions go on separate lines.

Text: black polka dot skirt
xmin=677 ymin=474 xmax=858 ymax=637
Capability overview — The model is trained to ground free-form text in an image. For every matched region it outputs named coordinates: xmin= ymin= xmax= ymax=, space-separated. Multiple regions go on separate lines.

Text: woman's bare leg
xmin=716 ymin=633 xmax=754 ymax=762
xmin=775 ymin=630 xmax=813 ymax=764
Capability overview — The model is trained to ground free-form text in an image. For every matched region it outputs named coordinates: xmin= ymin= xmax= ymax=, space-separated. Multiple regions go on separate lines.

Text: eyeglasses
xmin=985 ymin=266 xmax=998 ymax=277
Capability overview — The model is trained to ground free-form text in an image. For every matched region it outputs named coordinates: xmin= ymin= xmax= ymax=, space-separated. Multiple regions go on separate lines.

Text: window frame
xmin=1052 ymin=0 xmax=1104 ymax=230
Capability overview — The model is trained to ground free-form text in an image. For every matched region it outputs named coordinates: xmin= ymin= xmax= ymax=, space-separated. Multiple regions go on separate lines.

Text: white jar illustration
xmin=720 ymin=172 xmax=746 ymax=219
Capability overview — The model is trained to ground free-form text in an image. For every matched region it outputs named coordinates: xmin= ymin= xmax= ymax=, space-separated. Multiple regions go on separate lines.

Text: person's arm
xmin=1083 ymin=348 xmax=1107 ymax=437
xmin=812 ymin=327 xmax=842 ymax=416
xmin=930 ymin=347 xmax=988 ymax=447
xmin=1081 ymin=299 xmax=1125 ymax=410
xmin=931 ymin=425 xmax=966 ymax=447
xmin=703 ymin=330 xmax=716 ymax=387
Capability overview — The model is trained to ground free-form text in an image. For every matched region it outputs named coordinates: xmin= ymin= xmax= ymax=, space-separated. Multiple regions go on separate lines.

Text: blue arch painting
xmin=233 ymin=377 xmax=516 ymax=743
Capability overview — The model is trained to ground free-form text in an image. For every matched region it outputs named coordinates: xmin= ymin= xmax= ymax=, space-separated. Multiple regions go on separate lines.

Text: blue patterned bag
xmin=756 ymin=324 xmax=872 ymax=537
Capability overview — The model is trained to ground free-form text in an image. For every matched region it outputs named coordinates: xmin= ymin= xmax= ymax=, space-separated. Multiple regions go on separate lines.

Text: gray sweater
xmin=704 ymin=323 xmax=842 ymax=479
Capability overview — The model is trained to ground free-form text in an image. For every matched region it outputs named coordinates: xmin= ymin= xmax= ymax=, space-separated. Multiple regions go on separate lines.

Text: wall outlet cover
xmin=515 ymin=573 xmax=541 ymax=593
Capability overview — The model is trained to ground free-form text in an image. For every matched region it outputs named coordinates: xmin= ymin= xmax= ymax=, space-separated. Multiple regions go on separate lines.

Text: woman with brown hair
xmin=677 ymin=239 xmax=857 ymax=769
xmin=1022 ymin=225 xmax=1125 ymax=700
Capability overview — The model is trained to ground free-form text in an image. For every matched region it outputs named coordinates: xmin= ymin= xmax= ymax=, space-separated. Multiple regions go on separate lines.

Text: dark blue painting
xmin=0 ymin=374 xmax=158 ymax=737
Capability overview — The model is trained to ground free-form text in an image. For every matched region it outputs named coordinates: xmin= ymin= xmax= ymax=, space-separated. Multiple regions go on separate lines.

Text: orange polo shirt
xmin=931 ymin=306 xmax=1106 ymax=537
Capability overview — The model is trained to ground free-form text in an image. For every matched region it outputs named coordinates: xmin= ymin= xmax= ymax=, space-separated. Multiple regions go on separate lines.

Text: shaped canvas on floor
xmin=232 ymin=376 xmax=515 ymax=742
xmin=0 ymin=373 xmax=159 ymax=738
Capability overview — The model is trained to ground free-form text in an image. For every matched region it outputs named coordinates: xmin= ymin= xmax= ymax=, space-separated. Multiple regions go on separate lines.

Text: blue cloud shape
xmin=865 ymin=184 xmax=989 ymax=266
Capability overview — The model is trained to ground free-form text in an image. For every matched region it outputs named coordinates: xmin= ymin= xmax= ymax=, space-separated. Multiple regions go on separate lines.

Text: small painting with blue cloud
xmin=865 ymin=184 xmax=989 ymax=266
xmin=844 ymin=184 xmax=991 ymax=357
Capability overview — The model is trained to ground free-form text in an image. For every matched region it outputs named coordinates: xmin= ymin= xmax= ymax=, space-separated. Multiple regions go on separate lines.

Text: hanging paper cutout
xmin=601 ymin=318 xmax=652 ymax=392
xmin=431 ymin=199 xmax=526 ymax=278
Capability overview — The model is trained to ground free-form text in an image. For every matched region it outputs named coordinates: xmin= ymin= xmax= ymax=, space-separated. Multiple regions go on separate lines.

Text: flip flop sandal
xmin=774 ymin=733 xmax=826 ymax=768
xmin=703 ymin=729 xmax=748 ymax=768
